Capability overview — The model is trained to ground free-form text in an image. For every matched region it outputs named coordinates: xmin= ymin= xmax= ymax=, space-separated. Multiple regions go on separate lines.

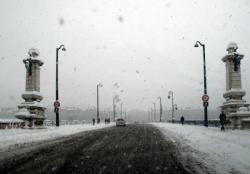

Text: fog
xmin=0 ymin=0 xmax=250 ymax=113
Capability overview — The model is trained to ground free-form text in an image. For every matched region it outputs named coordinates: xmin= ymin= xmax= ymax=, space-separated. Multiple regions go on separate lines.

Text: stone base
xmin=225 ymin=108 xmax=250 ymax=129
xmin=22 ymin=119 xmax=46 ymax=129
xmin=242 ymin=119 xmax=250 ymax=129
xmin=23 ymin=118 xmax=46 ymax=129
xmin=15 ymin=106 xmax=46 ymax=129
xmin=225 ymin=117 xmax=244 ymax=129
xmin=22 ymin=125 xmax=46 ymax=129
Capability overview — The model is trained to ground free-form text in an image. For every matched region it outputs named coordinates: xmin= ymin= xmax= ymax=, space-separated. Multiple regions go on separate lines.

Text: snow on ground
xmin=153 ymin=123 xmax=250 ymax=174
xmin=0 ymin=123 xmax=114 ymax=151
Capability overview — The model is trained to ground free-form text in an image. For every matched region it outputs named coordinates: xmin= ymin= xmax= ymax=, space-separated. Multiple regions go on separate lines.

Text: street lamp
xmin=113 ymin=96 xmax=116 ymax=122
xmin=150 ymin=108 xmax=153 ymax=122
xmin=55 ymin=44 xmax=66 ymax=127
xmin=152 ymin=102 xmax=156 ymax=122
xmin=113 ymin=94 xmax=121 ymax=121
xmin=168 ymin=91 xmax=177 ymax=122
xmin=97 ymin=83 xmax=103 ymax=124
xmin=157 ymin=97 xmax=162 ymax=122
xmin=148 ymin=111 xmax=151 ymax=122
xmin=124 ymin=108 xmax=127 ymax=122
xmin=120 ymin=103 xmax=123 ymax=118
xmin=194 ymin=41 xmax=208 ymax=127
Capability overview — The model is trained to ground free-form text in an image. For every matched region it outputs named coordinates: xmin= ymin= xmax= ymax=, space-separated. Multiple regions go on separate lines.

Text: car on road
xmin=116 ymin=118 xmax=126 ymax=127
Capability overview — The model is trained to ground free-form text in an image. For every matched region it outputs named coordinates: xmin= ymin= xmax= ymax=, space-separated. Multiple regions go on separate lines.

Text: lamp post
xmin=150 ymin=108 xmax=153 ymax=122
xmin=97 ymin=83 xmax=103 ymax=124
xmin=113 ymin=96 xmax=116 ymax=121
xmin=168 ymin=91 xmax=177 ymax=122
xmin=158 ymin=97 xmax=162 ymax=122
xmin=113 ymin=95 xmax=120 ymax=121
xmin=120 ymin=103 xmax=123 ymax=118
xmin=153 ymin=102 xmax=156 ymax=122
xmin=194 ymin=41 xmax=208 ymax=127
xmin=125 ymin=108 xmax=127 ymax=122
xmin=55 ymin=45 xmax=66 ymax=127
xmin=148 ymin=111 xmax=151 ymax=122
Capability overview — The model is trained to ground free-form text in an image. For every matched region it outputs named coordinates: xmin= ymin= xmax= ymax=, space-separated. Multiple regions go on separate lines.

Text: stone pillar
xmin=221 ymin=43 xmax=250 ymax=129
xmin=15 ymin=48 xmax=46 ymax=129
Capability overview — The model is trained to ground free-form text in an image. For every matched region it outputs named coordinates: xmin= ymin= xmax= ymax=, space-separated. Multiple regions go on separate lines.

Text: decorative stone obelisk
xmin=221 ymin=43 xmax=250 ymax=129
xmin=15 ymin=48 xmax=46 ymax=129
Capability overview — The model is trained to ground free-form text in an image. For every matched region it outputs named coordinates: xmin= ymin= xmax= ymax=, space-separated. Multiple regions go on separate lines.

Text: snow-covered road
xmin=153 ymin=123 xmax=250 ymax=174
xmin=0 ymin=123 xmax=114 ymax=151
xmin=0 ymin=124 xmax=192 ymax=174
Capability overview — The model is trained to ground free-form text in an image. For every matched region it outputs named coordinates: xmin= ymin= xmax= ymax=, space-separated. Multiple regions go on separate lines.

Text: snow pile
xmin=0 ymin=119 xmax=23 ymax=123
xmin=0 ymin=123 xmax=113 ymax=151
xmin=153 ymin=123 xmax=250 ymax=174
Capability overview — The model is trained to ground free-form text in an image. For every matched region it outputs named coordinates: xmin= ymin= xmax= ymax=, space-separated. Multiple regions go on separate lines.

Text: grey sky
xmin=0 ymin=0 xmax=250 ymax=111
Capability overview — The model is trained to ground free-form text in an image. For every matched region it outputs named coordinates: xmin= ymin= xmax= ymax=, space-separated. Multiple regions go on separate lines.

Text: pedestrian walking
xmin=219 ymin=111 xmax=226 ymax=131
xmin=92 ymin=118 xmax=95 ymax=126
xmin=180 ymin=116 xmax=185 ymax=125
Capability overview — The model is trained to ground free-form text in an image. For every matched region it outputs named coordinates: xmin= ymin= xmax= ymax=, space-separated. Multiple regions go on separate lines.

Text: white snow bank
xmin=153 ymin=123 xmax=250 ymax=174
xmin=0 ymin=123 xmax=114 ymax=151
xmin=0 ymin=119 xmax=23 ymax=123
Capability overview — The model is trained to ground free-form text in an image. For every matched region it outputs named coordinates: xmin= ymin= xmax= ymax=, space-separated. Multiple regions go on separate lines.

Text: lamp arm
xmin=57 ymin=45 xmax=65 ymax=51
xmin=196 ymin=41 xmax=204 ymax=47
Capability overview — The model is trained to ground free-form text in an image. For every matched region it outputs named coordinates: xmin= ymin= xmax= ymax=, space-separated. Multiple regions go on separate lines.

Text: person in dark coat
xmin=180 ymin=116 xmax=185 ymax=125
xmin=219 ymin=111 xmax=226 ymax=131
xmin=92 ymin=118 xmax=95 ymax=126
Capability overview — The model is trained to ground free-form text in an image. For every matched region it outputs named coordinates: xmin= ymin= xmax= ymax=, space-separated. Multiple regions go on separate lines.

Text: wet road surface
xmin=0 ymin=124 xmax=194 ymax=174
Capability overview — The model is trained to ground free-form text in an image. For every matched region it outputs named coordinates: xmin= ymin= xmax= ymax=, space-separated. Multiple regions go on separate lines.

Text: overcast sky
xmin=0 ymin=0 xmax=250 ymax=111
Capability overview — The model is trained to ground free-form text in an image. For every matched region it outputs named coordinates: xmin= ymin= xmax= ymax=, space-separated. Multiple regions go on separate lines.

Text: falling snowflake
xmin=114 ymin=83 xmax=119 ymax=88
xmin=59 ymin=17 xmax=65 ymax=25
xmin=118 ymin=16 xmax=124 ymax=23
xmin=166 ymin=3 xmax=172 ymax=8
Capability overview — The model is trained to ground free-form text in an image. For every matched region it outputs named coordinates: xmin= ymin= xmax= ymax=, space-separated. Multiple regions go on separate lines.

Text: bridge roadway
xmin=0 ymin=124 xmax=200 ymax=174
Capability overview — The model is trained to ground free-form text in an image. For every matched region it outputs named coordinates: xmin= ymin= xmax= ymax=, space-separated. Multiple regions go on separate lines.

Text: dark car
xmin=116 ymin=118 xmax=126 ymax=127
